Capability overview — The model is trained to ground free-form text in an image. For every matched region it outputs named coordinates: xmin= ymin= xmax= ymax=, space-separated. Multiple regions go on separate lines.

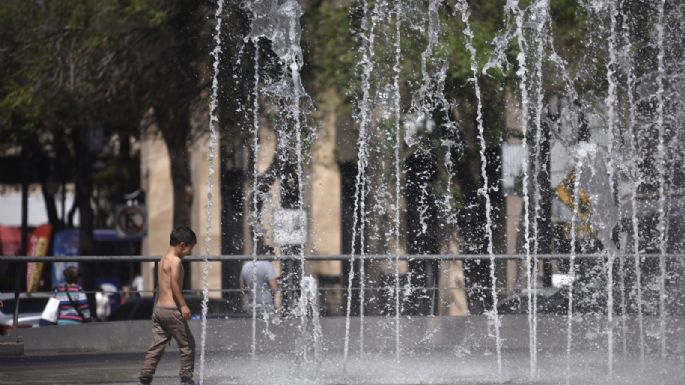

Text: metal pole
xmin=1 ymin=253 xmax=685 ymax=263
xmin=13 ymin=264 xmax=20 ymax=328
xmin=15 ymin=143 xmax=30 ymax=329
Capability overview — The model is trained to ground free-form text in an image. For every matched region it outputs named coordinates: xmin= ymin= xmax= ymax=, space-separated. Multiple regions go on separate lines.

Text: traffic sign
xmin=115 ymin=205 xmax=147 ymax=238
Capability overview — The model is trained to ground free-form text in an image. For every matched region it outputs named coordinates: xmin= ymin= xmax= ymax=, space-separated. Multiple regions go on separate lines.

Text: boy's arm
xmin=269 ymin=278 xmax=278 ymax=299
xmin=169 ymin=259 xmax=191 ymax=320
xmin=268 ymin=265 xmax=279 ymax=301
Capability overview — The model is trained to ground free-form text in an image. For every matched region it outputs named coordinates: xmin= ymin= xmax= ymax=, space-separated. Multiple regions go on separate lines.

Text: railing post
xmin=13 ymin=263 xmax=20 ymax=328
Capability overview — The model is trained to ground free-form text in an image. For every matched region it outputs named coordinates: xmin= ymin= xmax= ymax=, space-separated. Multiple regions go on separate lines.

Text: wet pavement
xmin=0 ymin=351 xmax=530 ymax=385
xmin=1 ymin=352 xmax=175 ymax=385
xmin=2 ymin=350 xmax=684 ymax=385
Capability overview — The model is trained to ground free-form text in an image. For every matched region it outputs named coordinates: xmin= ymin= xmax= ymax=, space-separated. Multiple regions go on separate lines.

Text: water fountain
xmin=198 ymin=0 xmax=685 ymax=384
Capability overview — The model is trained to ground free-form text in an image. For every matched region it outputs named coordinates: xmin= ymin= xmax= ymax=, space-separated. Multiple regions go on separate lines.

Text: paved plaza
xmin=2 ymin=316 xmax=684 ymax=384
xmin=3 ymin=350 xmax=685 ymax=385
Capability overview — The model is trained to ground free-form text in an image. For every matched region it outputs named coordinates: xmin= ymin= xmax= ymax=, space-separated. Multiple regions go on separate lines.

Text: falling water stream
xmin=507 ymin=0 xmax=535 ymax=377
xmin=605 ymin=0 xmax=620 ymax=377
xmin=199 ymin=1 xmax=224 ymax=383
xmin=655 ymin=0 xmax=667 ymax=362
xmin=503 ymin=0 xmax=535 ymax=377
xmin=611 ymin=1 xmax=629 ymax=354
xmin=620 ymin=0 xmax=645 ymax=361
xmin=194 ymin=0 xmax=685 ymax=383
xmin=455 ymin=0 xmax=502 ymax=375
xmin=565 ymin=144 xmax=588 ymax=385
xmin=530 ymin=0 xmax=552 ymax=373
xmin=344 ymin=0 xmax=380 ymax=362
xmin=392 ymin=0 xmax=402 ymax=364
xmin=250 ymin=41 xmax=261 ymax=360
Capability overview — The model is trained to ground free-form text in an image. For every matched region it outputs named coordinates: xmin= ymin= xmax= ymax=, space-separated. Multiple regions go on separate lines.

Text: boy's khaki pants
xmin=139 ymin=306 xmax=195 ymax=383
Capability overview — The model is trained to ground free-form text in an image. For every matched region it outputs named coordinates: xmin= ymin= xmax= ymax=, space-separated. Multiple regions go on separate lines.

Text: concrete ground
xmin=2 ymin=316 xmax=684 ymax=384
xmin=1 ymin=352 xmax=152 ymax=385
xmin=2 ymin=350 xmax=684 ymax=385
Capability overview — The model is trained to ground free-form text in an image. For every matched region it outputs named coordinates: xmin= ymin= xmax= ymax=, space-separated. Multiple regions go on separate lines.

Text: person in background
xmin=55 ymin=266 xmax=92 ymax=325
xmin=240 ymin=247 xmax=279 ymax=315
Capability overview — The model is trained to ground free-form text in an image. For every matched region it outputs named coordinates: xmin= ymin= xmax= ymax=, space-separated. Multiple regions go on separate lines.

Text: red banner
xmin=0 ymin=226 xmax=21 ymax=256
xmin=26 ymin=224 xmax=52 ymax=292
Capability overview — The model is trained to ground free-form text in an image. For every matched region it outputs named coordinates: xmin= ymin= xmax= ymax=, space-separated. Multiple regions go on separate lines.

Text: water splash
xmin=250 ymin=41 xmax=261 ymax=361
xmin=655 ymin=0 xmax=667 ymax=361
xmin=565 ymin=149 xmax=585 ymax=385
xmin=455 ymin=0 xmax=502 ymax=375
xmin=244 ymin=0 xmax=310 ymax=362
xmin=574 ymin=141 xmax=623 ymax=379
xmin=345 ymin=0 xmax=377 ymax=362
xmin=620 ymin=0 xmax=644 ymax=360
xmin=392 ymin=0 xmax=402 ymax=364
xmin=605 ymin=4 xmax=631 ymax=357
xmin=604 ymin=0 xmax=619 ymax=376
xmin=210 ymin=1 xmax=685 ymax=382
xmin=408 ymin=0 xmax=457 ymax=226
xmin=529 ymin=0 xmax=551 ymax=373
xmin=506 ymin=0 xmax=534 ymax=376
xmin=296 ymin=276 xmax=322 ymax=364
xmin=199 ymin=1 xmax=224 ymax=383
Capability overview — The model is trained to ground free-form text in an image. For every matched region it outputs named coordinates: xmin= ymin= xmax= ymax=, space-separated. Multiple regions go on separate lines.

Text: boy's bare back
xmin=156 ymin=251 xmax=184 ymax=309
xmin=155 ymin=241 xmax=193 ymax=320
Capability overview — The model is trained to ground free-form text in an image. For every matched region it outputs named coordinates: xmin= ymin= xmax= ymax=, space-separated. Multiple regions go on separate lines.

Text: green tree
xmin=1 ymin=0 xmax=213 ymax=256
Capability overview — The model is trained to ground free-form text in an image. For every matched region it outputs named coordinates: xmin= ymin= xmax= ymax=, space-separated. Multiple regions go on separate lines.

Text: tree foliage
xmin=0 ymin=0 xmax=211 ymax=252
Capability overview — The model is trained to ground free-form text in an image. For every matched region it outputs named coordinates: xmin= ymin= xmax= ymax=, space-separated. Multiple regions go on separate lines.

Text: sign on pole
xmin=272 ymin=209 xmax=307 ymax=245
xmin=115 ymin=205 xmax=147 ymax=238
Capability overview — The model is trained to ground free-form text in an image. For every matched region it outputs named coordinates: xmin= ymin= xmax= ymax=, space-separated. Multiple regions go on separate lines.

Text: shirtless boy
xmin=139 ymin=226 xmax=197 ymax=385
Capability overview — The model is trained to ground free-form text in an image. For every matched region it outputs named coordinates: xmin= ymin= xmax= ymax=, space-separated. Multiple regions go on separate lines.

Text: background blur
xmin=1 ymin=0 xmax=683 ymax=320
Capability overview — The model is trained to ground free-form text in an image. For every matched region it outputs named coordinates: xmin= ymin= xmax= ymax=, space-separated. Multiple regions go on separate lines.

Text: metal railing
xmin=3 ymin=253 xmax=685 ymax=262
xmin=2 ymin=253 xmax=684 ymax=329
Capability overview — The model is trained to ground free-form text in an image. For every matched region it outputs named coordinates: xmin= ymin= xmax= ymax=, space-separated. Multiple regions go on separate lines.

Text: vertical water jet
xmin=619 ymin=0 xmax=645 ymax=364
xmin=455 ymin=0 xmax=502 ymax=375
xmin=249 ymin=41 xmax=261 ymax=361
xmin=199 ymin=0 xmax=224 ymax=383
xmin=392 ymin=0 xmax=402 ymax=364
xmin=655 ymin=0 xmax=667 ymax=362
xmin=605 ymin=0 xmax=620 ymax=376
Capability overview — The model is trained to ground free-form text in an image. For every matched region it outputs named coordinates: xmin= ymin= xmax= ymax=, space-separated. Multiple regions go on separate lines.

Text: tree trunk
xmin=167 ymin=146 xmax=193 ymax=229
xmin=454 ymin=114 xmax=492 ymax=314
xmin=157 ymin=107 xmax=193 ymax=229
xmin=40 ymin=181 xmax=60 ymax=229
xmin=73 ymin=127 xmax=95 ymax=256
xmin=220 ymin=167 xmax=245 ymax=311
xmin=340 ymin=162 xmax=362 ymax=316
xmin=156 ymin=104 xmax=193 ymax=290
xmin=25 ymin=138 xmax=62 ymax=230
xmin=71 ymin=127 xmax=96 ymax=306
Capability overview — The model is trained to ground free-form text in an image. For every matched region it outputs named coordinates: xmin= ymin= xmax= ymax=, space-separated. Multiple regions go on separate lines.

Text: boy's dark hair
xmin=170 ymin=226 xmax=197 ymax=246
xmin=63 ymin=266 xmax=79 ymax=284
